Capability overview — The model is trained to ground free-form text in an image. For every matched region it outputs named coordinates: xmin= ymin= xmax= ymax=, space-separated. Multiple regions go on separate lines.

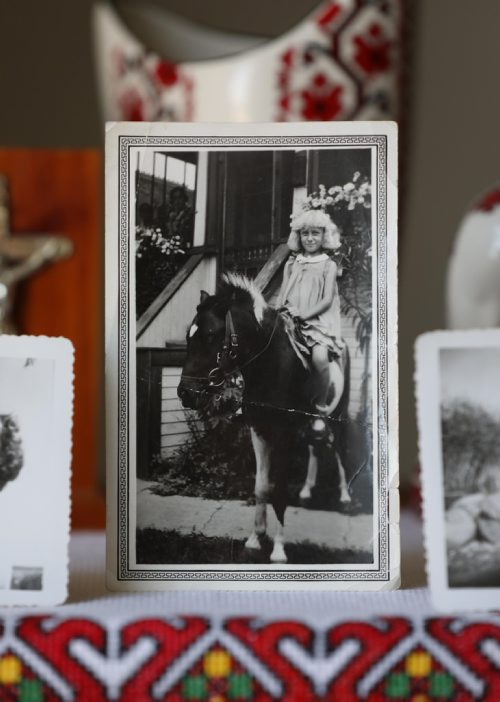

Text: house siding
xmin=160 ymin=367 xmax=199 ymax=458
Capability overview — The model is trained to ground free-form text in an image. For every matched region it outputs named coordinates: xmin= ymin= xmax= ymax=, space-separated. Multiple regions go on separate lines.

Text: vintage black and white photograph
xmin=417 ymin=330 xmax=500 ymax=610
xmin=106 ymin=122 xmax=398 ymax=590
xmin=0 ymin=336 xmax=73 ymax=606
xmin=10 ymin=567 xmax=43 ymax=591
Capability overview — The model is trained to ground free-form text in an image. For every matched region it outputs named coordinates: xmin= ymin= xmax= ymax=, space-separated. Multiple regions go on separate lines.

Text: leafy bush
xmin=151 ymin=414 xmax=256 ymax=501
xmin=135 ymin=226 xmax=188 ymax=317
xmin=0 ymin=415 xmax=23 ymax=492
xmin=442 ymin=399 xmax=500 ymax=495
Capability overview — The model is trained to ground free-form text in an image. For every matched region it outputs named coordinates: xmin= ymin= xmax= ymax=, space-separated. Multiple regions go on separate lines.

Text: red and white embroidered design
xmin=277 ymin=0 xmax=401 ymax=121
xmin=474 ymin=188 xmax=500 ymax=213
xmin=111 ymin=47 xmax=194 ymax=122
xmin=2 ymin=614 xmax=500 ymax=700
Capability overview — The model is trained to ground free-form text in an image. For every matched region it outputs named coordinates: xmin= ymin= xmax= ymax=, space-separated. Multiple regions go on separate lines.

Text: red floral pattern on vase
xmin=154 ymin=60 xmax=179 ymax=87
xmin=317 ymin=2 xmax=343 ymax=31
xmin=277 ymin=0 xmax=401 ymax=122
xmin=474 ymin=188 xmax=500 ymax=212
xmin=112 ymin=48 xmax=193 ymax=122
xmin=301 ymin=73 xmax=344 ymax=120
xmin=353 ymin=22 xmax=393 ymax=76
xmin=118 ymin=87 xmax=144 ymax=122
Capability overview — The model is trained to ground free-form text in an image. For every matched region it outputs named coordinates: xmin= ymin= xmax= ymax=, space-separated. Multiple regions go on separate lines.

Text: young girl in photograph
xmin=277 ymin=208 xmax=343 ymax=430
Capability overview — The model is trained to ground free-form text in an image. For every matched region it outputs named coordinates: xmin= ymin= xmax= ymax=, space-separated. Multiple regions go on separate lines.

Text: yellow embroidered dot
xmin=203 ymin=649 xmax=232 ymax=679
xmin=405 ymin=651 xmax=433 ymax=678
xmin=0 ymin=655 xmax=22 ymax=685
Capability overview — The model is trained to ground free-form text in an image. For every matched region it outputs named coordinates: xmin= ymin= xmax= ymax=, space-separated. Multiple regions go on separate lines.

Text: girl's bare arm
xmin=300 ymin=261 xmax=337 ymax=320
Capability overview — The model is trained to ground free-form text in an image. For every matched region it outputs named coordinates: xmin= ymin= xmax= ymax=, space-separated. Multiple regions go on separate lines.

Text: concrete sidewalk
xmin=137 ymin=480 xmax=372 ymax=552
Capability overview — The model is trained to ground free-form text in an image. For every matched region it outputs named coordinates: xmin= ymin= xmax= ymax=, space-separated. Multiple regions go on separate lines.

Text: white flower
xmin=311 ymin=198 xmax=321 ymax=208
xmin=329 ymin=186 xmax=342 ymax=195
xmin=325 ymin=196 xmax=334 ymax=205
xmin=353 ymin=171 xmax=361 ymax=182
xmin=343 ymin=183 xmax=355 ymax=193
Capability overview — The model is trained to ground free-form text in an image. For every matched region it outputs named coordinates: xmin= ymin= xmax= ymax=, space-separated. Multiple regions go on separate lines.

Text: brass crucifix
xmin=0 ymin=174 xmax=74 ymax=333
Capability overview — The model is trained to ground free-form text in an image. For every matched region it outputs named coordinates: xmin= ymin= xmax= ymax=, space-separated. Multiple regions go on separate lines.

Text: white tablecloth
xmin=62 ymin=509 xmax=430 ymax=621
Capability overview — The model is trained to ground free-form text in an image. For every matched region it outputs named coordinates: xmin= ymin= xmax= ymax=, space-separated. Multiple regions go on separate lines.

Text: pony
xmin=177 ymin=273 xmax=351 ymax=563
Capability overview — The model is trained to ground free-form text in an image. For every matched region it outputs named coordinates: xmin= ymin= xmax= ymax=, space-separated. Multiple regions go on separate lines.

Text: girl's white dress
xmin=280 ymin=253 xmax=344 ymax=358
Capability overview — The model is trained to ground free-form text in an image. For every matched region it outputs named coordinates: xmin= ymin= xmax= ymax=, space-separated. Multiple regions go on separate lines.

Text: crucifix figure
xmin=0 ymin=174 xmax=74 ymax=333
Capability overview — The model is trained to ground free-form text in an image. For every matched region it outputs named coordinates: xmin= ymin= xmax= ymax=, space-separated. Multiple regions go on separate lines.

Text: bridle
xmin=181 ymin=309 xmax=280 ymax=392
xmin=207 ymin=310 xmax=240 ymax=389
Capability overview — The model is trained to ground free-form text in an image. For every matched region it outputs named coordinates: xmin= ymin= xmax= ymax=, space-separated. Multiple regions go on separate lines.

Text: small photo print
xmin=106 ymin=122 xmax=399 ymax=591
xmin=416 ymin=330 xmax=500 ymax=610
xmin=442 ymin=347 xmax=500 ymax=588
xmin=10 ymin=566 xmax=43 ymax=591
xmin=0 ymin=336 xmax=73 ymax=606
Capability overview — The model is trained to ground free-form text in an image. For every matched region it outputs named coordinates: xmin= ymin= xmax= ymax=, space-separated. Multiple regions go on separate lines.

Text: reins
xmin=180 ymin=310 xmax=281 ymax=386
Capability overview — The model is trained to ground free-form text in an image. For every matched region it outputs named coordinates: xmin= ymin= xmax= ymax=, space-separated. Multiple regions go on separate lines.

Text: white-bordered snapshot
xmin=106 ymin=121 xmax=399 ymax=591
xmin=0 ymin=335 xmax=73 ymax=606
xmin=416 ymin=329 xmax=500 ymax=611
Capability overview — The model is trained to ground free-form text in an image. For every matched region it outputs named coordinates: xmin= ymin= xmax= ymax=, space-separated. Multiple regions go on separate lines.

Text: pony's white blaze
xmin=222 ymin=272 xmax=267 ymax=323
xmin=189 ymin=323 xmax=198 ymax=338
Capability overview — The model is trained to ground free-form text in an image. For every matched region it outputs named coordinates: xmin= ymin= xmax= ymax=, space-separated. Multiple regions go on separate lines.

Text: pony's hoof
xmin=340 ymin=491 xmax=352 ymax=504
xmin=299 ymin=485 xmax=312 ymax=500
xmin=245 ymin=532 xmax=262 ymax=550
xmin=270 ymin=544 xmax=287 ymax=564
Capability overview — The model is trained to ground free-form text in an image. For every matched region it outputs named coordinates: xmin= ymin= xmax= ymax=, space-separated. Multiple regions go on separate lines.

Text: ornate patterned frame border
xmin=115 ymin=133 xmax=390 ymax=582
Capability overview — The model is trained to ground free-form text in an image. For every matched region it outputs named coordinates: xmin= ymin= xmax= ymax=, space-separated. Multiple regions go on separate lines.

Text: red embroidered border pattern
xmin=0 ymin=615 xmax=499 ymax=700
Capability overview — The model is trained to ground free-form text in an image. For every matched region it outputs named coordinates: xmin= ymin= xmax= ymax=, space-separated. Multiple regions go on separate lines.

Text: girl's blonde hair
xmin=287 ymin=209 xmax=341 ymax=252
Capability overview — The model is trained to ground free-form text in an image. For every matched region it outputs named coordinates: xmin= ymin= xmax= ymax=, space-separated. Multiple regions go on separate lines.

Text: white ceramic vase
xmin=447 ymin=187 xmax=500 ymax=329
xmin=93 ymin=0 xmax=403 ymax=123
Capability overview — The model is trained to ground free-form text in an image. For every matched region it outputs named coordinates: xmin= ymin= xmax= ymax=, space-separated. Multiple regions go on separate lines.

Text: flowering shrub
xmin=135 ymin=201 xmax=194 ymax=317
xmin=302 ymin=172 xmax=372 ymax=212
xmin=136 ymin=226 xmax=185 ymax=259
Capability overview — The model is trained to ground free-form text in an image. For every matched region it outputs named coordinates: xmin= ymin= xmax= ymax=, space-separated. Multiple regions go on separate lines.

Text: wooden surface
xmin=0 ymin=150 xmax=104 ymax=528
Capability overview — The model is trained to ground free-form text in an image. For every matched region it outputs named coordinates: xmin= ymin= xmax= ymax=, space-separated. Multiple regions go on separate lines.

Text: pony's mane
xmin=221 ymin=272 xmax=267 ymax=323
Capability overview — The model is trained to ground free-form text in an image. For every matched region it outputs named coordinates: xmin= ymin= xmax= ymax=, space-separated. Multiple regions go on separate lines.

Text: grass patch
xmin=137 ymin=528 xmax=373 ymax=565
